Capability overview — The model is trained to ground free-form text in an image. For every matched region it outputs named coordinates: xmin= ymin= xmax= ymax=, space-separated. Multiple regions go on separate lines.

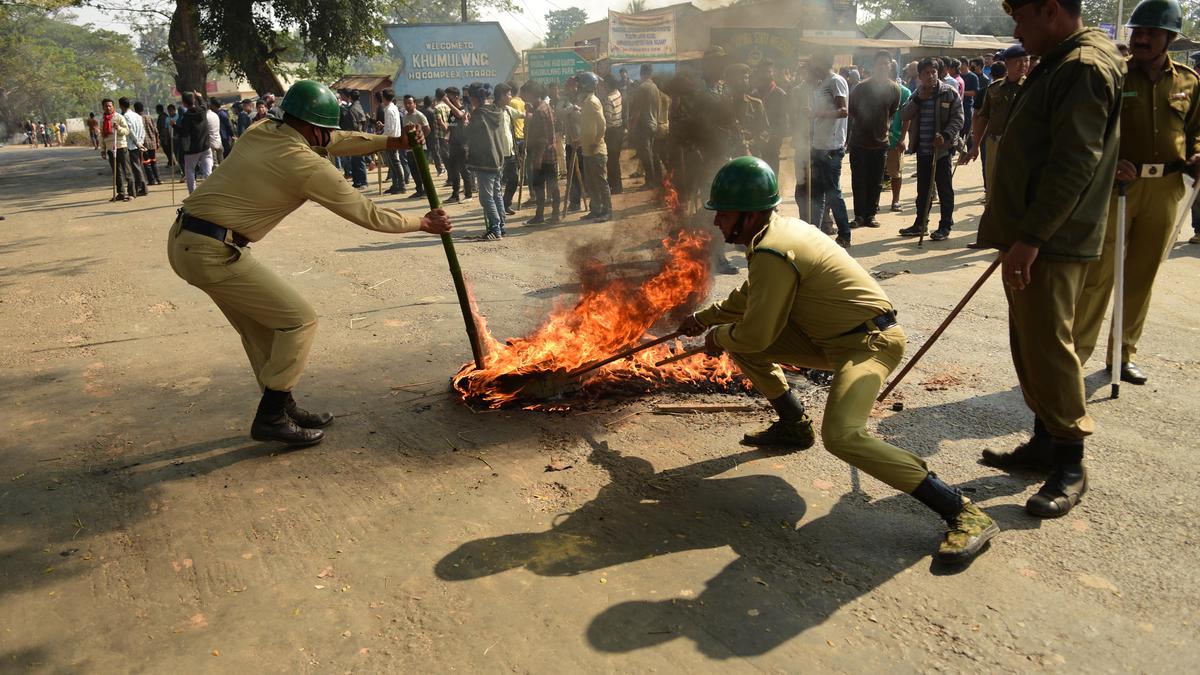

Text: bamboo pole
xmin=406 ymin=129 xmax=486 ymax=370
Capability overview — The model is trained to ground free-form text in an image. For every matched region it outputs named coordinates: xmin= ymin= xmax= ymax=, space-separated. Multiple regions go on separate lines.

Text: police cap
xmin=999 ymin=44 xmax=1027 ymax=61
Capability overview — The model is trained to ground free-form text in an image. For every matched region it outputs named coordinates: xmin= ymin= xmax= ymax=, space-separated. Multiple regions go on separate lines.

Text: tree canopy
xmin=544 ymin=7 xmax=587 ymax=48
xmin=0 ymin=5 xmax=142 ymax=132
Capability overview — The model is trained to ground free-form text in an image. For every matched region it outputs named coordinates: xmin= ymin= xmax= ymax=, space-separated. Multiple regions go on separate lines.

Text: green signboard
xmin=527 ymin=49 xmax=591 ymax=83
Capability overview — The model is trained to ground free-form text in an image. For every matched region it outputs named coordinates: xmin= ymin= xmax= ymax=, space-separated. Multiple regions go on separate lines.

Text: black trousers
xmin=631 ymin=130 xmax=659 ymax=185
xmin=127 ymin=148 xmax=148 ymax=194
xmin=605 ymin=126 xmax=625 ymax=194
xmin=914 ymin=153 xmax=955 ymax=230
xmin=849 ymin=146 xmax=887 ymax=222
xmin=447 ymin=143 xmax=472 ymax=197
xmin=502 ymin=143 xmax=521 ymax=208
xmin=405 ymin=150 xmax=426 ymax=196
xmin=107 ymin=148 xmax=133 ymax=197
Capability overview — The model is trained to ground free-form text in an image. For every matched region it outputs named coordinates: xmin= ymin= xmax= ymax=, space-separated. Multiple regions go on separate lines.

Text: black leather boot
xmin=742 ymin=390 xmax=815 ymax=450
xmin=285 ymin=393 xmax=334 ymax=429
xmin=1026 ymin=438 xmax=1087 ymax=518
xmin=251 ymin=388 xmax=324 ymax=447
xmin=911 ymin=473 xmax=999 ymax=563
xmin=981 ymin=417 xmax=1054 ymax=472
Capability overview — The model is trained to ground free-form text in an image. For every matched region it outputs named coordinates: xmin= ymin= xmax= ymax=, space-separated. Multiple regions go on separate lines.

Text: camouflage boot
xmin=939 ymin=500 xmax=1000 ymax=564
xmin=742 ymin=390 xmax=816 ymax=451
xmin=911 ymin=472 xmax=999 ymax=564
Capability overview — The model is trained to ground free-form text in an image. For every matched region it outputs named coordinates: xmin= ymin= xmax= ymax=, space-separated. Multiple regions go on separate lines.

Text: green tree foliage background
xmin=0 ymin=4 xmax=143 ymax=133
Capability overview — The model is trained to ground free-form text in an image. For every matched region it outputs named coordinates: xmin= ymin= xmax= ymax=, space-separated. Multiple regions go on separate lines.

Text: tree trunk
xmin=169 ymin=0 xmax=208 ymax=94
xmin=244 ymin=58 xmax=284 ymax=97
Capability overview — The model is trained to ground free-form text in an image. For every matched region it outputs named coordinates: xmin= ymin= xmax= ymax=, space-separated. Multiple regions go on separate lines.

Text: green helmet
xmin=705 ymin=156 xmax=782 ymax=211
xmin=1126 ymin=0 xmax=1183 ymax=33
xmin=280 ymin=80 xmax=341 ymax=129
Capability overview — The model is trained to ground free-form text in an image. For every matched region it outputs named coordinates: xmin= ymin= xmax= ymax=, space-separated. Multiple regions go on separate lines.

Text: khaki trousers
xmin=1005 ymin=259 xmax=1094 ymax=440
xmin=729 ymin=326 xmax=929 ymax=493
xmin=1073 ymin=175 xmax=1186 ymax=364
xmin=983 ymin=136 xmax=999 ymax=192
xmin=167 ymin=219 xmax=317 ymax=392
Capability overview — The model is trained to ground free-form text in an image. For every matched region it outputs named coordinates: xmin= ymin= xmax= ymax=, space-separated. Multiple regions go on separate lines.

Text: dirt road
xmin=1 ymin=144 xmax=1198 ymax=672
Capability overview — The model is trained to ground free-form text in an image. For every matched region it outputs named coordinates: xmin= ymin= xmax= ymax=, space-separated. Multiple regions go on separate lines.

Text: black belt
xmin=1134 ymin=161 xmax=1188 ymax=178
xmin=841 ymin=311 xmax=899 ymax=336
xmin=177 ymin=209 xmax=250 ymax=247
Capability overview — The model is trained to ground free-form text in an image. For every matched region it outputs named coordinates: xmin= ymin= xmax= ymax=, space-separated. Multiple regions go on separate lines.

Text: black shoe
xmin=1120 ymin=362 xmax=1147 ymax=384
xmin=408 ymin=192 xmax=427 ymax=200
xmin=445 ymin=195 xmax=461 ymax=204
xmin=716 ymin=260 xmax=739 ymax=275
xmin=864 ymin=217 xmax=881 ymax=228
xmin=1026 ymin=463 xmax=1087 ymax=518
xmin=965 ymin=241 xmax=987 ymax=249
xmin=547 ymin=214 xmax=561 ymax=224
xmin=930 ymin=227 xmax=950 ymax=241
xmin=285 ymin=397 xmax=334 ymax=429
xmin=742 ymin=417 xmax=816 ymax=450
xmin=849 ymin=217 xmax=862 ymax=229
xmin=251 ymin=414 xmax=325 ymax=447
xmin=504 ymin=207 xmax=516 ymax=216
xmin=352 ymin=183 xmax=368 ymax=188
xmin=527 ymin=215 xmax=545 ymax=225
xmin=835 ymin=236 xmax=851 ymax=249
xmin=136 ymin=189 xmax=148 ymax=196
xmin=899 ymin=224 xmax=928 ymax=237
xmin=385 ymin=187 xmax=404 ymax=195
xmin=981 ymin=420 xmax=1054 ymax=472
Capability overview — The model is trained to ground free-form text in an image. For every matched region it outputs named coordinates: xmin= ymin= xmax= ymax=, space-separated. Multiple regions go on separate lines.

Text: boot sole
xmin=251 ymin=430 xmax=325 ymax=448
xmin=1025 ymin=481 xmax=1088 ymax=519
xmin=936 ymin=522 xmax=999 ymax=564
xmin=740 ymin=437 xmax=816 ymax=451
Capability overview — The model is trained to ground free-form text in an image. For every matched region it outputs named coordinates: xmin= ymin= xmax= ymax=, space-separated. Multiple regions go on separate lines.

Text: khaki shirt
xmin=976 ymin=77 xmax=1022 ymax=138
xmin=730 ymin=94 xmax=769 ymax=155
xmin=978 ymin=28 xmax=1126 ymax=262
xmin=182 ymin=121 xmax=416 ymax=242
xmin=579 ymin=93 xmax=607 ymax=156
xmin=695 ymin=214 xmax=893 ymax=353
xmin=1118 ymin=59 xmax=1200 ymax=165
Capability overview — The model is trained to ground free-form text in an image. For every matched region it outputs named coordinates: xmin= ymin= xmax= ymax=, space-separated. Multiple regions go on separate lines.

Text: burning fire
xmin=453 ymin=179 xmax=749 ymax=409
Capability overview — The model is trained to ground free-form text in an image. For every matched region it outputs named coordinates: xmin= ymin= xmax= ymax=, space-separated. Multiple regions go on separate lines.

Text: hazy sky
xmin=69 ymin=0 xmax=727 ymax=52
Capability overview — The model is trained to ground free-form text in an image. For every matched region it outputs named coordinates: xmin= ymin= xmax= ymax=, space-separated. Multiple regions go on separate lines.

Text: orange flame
xmin=453 ymin=177 xmax=749 ymax=409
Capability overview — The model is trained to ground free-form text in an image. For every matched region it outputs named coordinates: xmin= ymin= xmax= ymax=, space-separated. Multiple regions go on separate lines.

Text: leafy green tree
xmin=544 ymin=7 xmax=587 ymax=48
xmin=0 ymin=5 xmax=143 ymax=133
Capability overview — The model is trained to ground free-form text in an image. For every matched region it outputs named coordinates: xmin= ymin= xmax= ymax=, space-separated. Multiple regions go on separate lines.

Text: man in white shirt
xmin=206 ymin=99 xmax=223 ymax=167
xmin=119 ymin=97 xmax=149 ymax=196
xmin=381 ymin=89 xmax=407 ymax=194
xmin=806 ymin=51 xmax=852 ymax=248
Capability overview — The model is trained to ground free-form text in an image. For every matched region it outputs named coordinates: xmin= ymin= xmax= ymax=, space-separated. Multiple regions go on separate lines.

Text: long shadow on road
xmin=436 ymin=434 xmax=1036 ymax=658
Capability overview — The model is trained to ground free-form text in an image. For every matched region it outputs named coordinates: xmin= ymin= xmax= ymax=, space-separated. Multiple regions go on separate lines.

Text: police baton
xmin=1111 ymin=182 xmax=1128 ymax=399
xmin=406 ymin=128 xmax=487 ymax=370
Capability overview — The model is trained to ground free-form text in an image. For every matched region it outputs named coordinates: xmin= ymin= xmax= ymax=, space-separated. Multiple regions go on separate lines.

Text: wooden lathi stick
xmin=877 ymin=256 xmax=1001 ymax=402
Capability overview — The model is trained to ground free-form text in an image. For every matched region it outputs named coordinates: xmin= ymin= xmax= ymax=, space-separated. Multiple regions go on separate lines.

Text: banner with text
xmin=384 ymin=22 xmax=518 ymax=96
xmin=608 ymin=10 xmax=676 ymax=61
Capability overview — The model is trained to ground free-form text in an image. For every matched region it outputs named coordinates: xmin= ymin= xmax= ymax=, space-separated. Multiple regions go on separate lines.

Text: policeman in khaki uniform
xmin=678 ymin=157 xmax=999 ymax=564
xmin=724 ymin=64 xmax=769 ymax=157
xmin=976 ymin=0 xmax=1125 ymax=518
xmin=168 ymin=81 xmax=452 ymax=447
xmin=1073 ymin=0 xmax=1200 ymax=385
xmin=960 ymin=44 xmax=1029 ymax=189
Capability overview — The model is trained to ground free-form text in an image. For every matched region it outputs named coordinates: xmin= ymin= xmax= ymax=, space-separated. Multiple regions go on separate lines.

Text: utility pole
xmin=1117 ymin=0 xmax=1125 ymax=42
xmin=461 ymin=0 xmax=468 ymax=23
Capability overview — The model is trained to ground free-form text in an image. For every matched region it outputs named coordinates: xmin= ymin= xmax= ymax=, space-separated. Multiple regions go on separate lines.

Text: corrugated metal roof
xmin=331 ymin=75 xmax=391 ymax=90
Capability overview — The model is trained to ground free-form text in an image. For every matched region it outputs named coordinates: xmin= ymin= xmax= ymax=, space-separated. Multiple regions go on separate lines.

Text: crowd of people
xmin=22 ymin=120 xmax=67 ymax=147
